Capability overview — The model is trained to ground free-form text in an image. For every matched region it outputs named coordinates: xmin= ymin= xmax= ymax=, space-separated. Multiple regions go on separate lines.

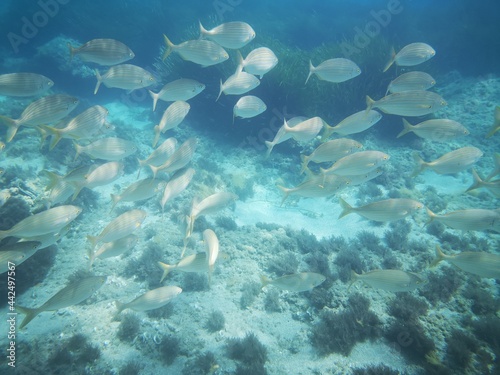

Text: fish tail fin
xmin=162 ymin=35 xmax=174 ymax=61
xmin=486 ymin=153 xmax=500 ymax=181
xmin=425 ymin=207 xmax=436 ymax=226
xmin=158 ymin=261 xmax=172 ymax=282
xmin=397 ymin=118 xmax=414 ymax=138
xmin=276 ymin=185 xmax=290 ymax=207
xmin=299 ymin=154 xmax=310 ymax=175
xmin=348 ymin=270 xmax=359 ymax=291
xmin=235 ymin=50 xmax=244 ymax=74
xmin=430 ymin=245 xmax=447 ymax=267
xmin=486 ymin=106 xmax=500 ymax=138
xmin=0 ymin=230 xmax=9 ymax=241
xmin=305 ymin=60 xmax=314 ymax=85
xmin=0 ymin=115 xmax=20 ymax=143
xmin=94 ymin=69 xmax=102 ymax=95
xmin=152 ymin=125 xmax=161 ymax=147
xmin=87 ymin=246 xmax=96 ymax=270
xmin=110 ymin=193 xmax=120 ymax=212
xmin=41 ymin=170 xmax=62 ymax=191
xmin=264 ymin=141 xmax=274 ymax=159
xmin=199 ymin=20 xmax=208 ymax=39
xmin=320 ymin=123 xmax=334 ymax=142
xmin=149 ymin=90 xmax=159 ymax=111
xmin=260 ymin=275 xmax=271 ymax=288
xmin=338 ymin=197 xmax=353 ymax=219
xmin=114 ymin=301 xmax=126 ymax=315
xmin=465 ymin=168 xmax=483 ymax=193
xmin=17 ymin=306 xmax=39 ymax=329
xmin=86 ymin=235 xmax=99 ymax=251
xmin=136 ymin=158 xmax=145 ymax=179
xmin=67 ymin=42 xmax=76 ymax=61
xmin=411 ymin=152 xmax=427 ymax=177
xmin=39 ymin=125 xmax=62 ymax=150
xmin=73 ymin=141 xmax=83 ymax=161
xmin=365 ymin=95 xmax=375 ymax=114
xmin=382 ymin=46 xmax=396 ymax=72
xmin=216 ymin=79 xmax=223 ymax=101
xmin=149 ymin=164 xmax=159 ymax=179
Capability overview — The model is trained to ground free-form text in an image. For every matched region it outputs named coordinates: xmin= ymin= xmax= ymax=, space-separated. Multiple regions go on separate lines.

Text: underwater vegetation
xmin=226 ymin=332 xmax=268 ymax=375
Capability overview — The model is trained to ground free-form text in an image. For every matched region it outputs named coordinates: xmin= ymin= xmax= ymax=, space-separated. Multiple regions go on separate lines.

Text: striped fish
xmin=137 ymin=137 xmax=178 ymax=178
xmin=149 ymin=137 xmax=197 ymax=178
xmin=383 ymin=42 xmax=435 ymax=72
xmin=233 ymin=95 xmax=266 ymax=121
xmin=68 ymin=38 xmax=134 ymax=65
xmin=306 ymin=58 xmax=361 ymax=84
xmin=366 ymin=91 xmax=447 ymax=116
xmin=204 ymin=229 xmax=219 ymax=284
xmin=264 ymin=116 xmax=308 ymax=158
xmin=153 ymin=101 xmax=190 ymax=147
xmin=321 ymin=150 xmax=390 ymax=176
xmin=199 ymin=21 xmax=255 ymax=49
xmin=301 ymin=138 xmax=362 ymax=174
xmin=386 ymin=71 xmax=436 ymax=94
xmin=0 ymin=205 xmax=81 ymax=240
xmin=398 ymin=118 xmax=469 ymax=141
xmin=339 ymin=197 xmax=423 ymax=222
xmin=0 ymin=241 xmax=41 ymax=274
xmin=110 ymin=178 xmax=161 ymax=211
xmin=412 ymin=147 xmax=483 ymax=176
xmin=466 ymin=169 xmax=500 ymax=198
xmin=160 ymin=168 xmax=195 ymax=211
xmin=486 ymin=106 xmax=500 ymax=138
xmin=94 ymin=64 xmax=155 ymax=94
xmin=149 ymin=79 xmax=205 ymax=111
xmin=321 ymin=110 xmax=381 ymax=140
xmin=261 ymin=272 xmax=326 ymax=292
xmin=72 ymin=161 xmax=124 ymax=200
xmin=163 ymin=35 xmax=229 ymax=67
xmin=89 ymin=234 xmax=138 ymax=268
xmin=236 ymin=47 xmax=278 ymax=78
xmin=0 ymin=73 xmax=53 ymax=97
xmin=0 ymin=94 xmax=79 ymax=142
xmin=350 ymin=269 xmax=425 ymax=292
xmin=158 ymin=253 xmax=209 ymax=281
xmin=87 ymin=209 xmax=147 ymax=250
xmin=43 ymin=105 xmax=109 ymax=150
xmin=74 ymin=137 xmax=137 ymax=161
xmin=17 ymin=276 xmax=106 ymax=328
xmin=282 ymin=116 xmax=325 ymax=143
xmin=217 ymin=72 xmax=260 ymax=101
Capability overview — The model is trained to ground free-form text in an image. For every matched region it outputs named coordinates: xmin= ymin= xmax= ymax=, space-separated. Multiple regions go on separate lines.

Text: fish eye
xmin=149 ymin=77 xmax=154 ymax=81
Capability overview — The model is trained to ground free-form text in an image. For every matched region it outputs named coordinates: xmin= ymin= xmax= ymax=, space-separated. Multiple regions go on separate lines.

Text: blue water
xmin=1 ymin=1 xmax=500 ymax=374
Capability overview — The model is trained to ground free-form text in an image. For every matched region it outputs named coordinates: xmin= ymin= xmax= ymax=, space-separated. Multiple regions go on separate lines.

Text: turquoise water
xmin=0 ymin=1 xmax=499 ymax=374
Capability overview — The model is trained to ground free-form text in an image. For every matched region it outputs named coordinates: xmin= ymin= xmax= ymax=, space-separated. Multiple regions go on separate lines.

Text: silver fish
xmin=87 ymin=209 xmax=147 ymax=250
xmin=264 ymin=116 xmax=308 ymax=158
xmin=486 ymin=153 xmax=500 ymax=181
xmin=158 ymin=253 xmax=208 ymax=282
xmin=426 ymin=207 xmax=500 ymax=232
xmin=486 ymin=106 xmax=500 ymax=138
xmin=383 ymin=42 xmax=435 ymax=72
xmin=72 ymin=161 xmax=124 ymax=200
xmin=68 ymin=38 xmax=134 ymax=65
xmin=350 ymin=269 xmax=425 ymax=292
xmin=412 ymin=147 xmax=483 ymax=176
xmin=94 ymin=64 xmax=155 ymax=94
xmin=233 ymin=95 xmax=266 ymax=121
xmin=163 ymin=35 xmax=229 ymax=67
xmin=88 ymin=234 xmax=138 ymax=268
xmin=300 ymin=138 xmax=363 ymax=174
xmin=217 ymin=72 xmax=260 ymax=101
xmin=149 ymin=137 xmax=197 ymax=178
xmin=398 ymin=118 xmax=469 ymax=141
xmin=321 ymin=110 xmax=381 ymax=140
xmin=366 ymin=91 xmax=447 ymax=116
xmin=339 ymin=198 xmax=423 ymax=222
xmin=149 ymin=79 xmax=205 ymax=111
xmin=160 ymin=168 xmax=195 ymax=211
xmin=321 ymin=150 xmax=390 ymax=176
xmin=306 ymin=58 xmax=361 ymax=84
xmin=0 ymin=241 xmax=41 ymax=274
xmin=236 ymin=47 xmax=278 ymax=78
xmin=0 ymin=205 xmax=81 ymax=240
xmin=153 ymin=101 xmax=190 ymax=147
xmin=386 ymin=71 xmax=436 ymax=94
xmin=17 ymin=276 xmax=106 ymax=328
xmin=199 ymin=21 xmax=255 ymax=49
xmin=283 ymin=117 xmax=325 ymax=143
xmin=431 ymin=245 xmax=500 ymax=279
xmin=110 ymin=178 xmax=161 ymax=211
xmin=466 ymin=169 xmax=500 ymax=198
xmin=204 ymin=229 xmax=219 ymax=284
xmin=138 ymin=137 xmax=178 ymax=178
xmin=0 ymin=94 xmax=79 ymax=142
xmin=115 ymin=285 xmax=182 ymax=314
xmin=0 ymin=73 xmax=53 ymax=97
xmin=74 ymin=137 xmax=137 ymax=161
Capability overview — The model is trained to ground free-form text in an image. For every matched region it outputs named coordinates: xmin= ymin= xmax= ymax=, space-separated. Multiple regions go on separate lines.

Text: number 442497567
xmin=7 ymin=262 xmax=15 ymax=311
